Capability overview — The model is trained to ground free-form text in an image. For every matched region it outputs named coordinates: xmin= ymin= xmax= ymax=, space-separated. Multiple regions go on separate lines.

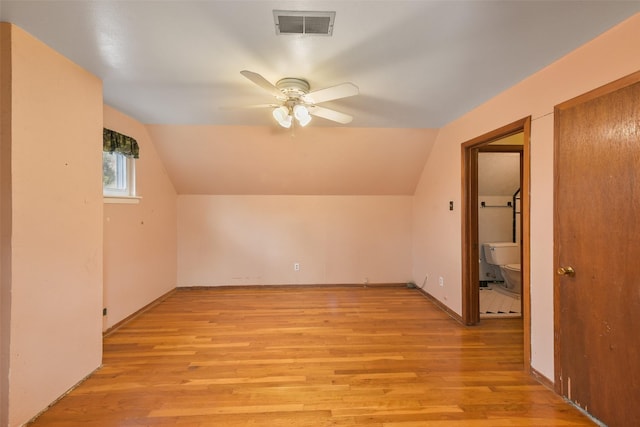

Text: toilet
xmin=482 ymin=242 xmax=521 ymax=295
xmin=499 ymin=263 xmax=522 ymax=294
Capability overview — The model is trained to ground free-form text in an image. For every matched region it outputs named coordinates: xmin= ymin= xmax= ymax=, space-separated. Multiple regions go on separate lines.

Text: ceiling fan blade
xmin=240 ymin=70 xmax=283 ymax=98
xmin=221 ymin=103 xmax=279 ymax=110
xmin=307 ymin=105 xmax=353 ymax=124
xmin=304 ymin=82 xmax=359 ymax=104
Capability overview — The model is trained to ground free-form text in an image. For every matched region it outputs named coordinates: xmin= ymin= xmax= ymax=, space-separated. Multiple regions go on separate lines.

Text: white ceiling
xmin=2 ymin=1 xmax=639 ymax=129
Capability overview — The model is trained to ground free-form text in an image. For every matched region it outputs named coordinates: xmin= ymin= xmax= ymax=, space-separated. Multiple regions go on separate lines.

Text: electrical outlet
xmin=364 ymin=277 xmax=369 ymax=285
xmin=102 ymin=308 xmax=107 ymax=316
xmin=294 ymin=263 xmax=300 ymax=271
xmin=438 ymin=276 xmax=444 ymax=287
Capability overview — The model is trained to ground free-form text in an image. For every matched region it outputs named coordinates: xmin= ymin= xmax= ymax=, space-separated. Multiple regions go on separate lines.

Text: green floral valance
xmin=103 ymin=128 xmax=139 ymax=159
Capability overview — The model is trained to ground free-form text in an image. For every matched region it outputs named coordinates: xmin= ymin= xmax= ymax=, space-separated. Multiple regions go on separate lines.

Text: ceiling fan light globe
xmin=272 ymin=106 xmax=289 ymax=122
xmin=297 ymin=114 xmax=312 ymax=127
xmin=293 ymin=104 xmax=310 ymax=121
xmin=278 ymin=114 xmax=293 ymax=128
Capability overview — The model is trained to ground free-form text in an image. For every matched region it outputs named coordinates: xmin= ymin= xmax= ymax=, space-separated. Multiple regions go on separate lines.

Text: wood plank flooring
xmin=29 ymin=286 xmax=594 ymax=426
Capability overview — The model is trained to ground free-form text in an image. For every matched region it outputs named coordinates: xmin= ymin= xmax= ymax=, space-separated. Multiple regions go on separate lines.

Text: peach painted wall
xmin=103 ymin=106 xmax=177 ymax=330
xmin=0 ymin=22 xmax=13 ymax=427
xmin=147 ymin=125 xmax=438 ymax=196
xmin=2 ymin=23 xmax=103 ymax=426
xmin=178 ymin=195 xmax=413 ymax=286
xmin=412 ymin=14 xmax=640 ymax=381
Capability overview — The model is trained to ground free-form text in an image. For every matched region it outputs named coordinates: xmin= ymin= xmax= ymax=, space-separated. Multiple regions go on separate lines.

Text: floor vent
xmin=273 ymin=10 xmax=335 ymax=36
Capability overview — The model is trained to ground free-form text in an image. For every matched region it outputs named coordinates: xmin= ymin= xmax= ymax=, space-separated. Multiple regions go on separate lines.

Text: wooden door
xmin=554 ymin=72 xmax=640 ymax=426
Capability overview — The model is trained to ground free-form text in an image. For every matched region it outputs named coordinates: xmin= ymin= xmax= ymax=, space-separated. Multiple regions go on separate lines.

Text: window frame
xmin=103 ymin=151 xmax=138 ymax=200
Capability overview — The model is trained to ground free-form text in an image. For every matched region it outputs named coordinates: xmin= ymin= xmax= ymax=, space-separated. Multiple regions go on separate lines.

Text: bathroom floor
xmin=479 ymin=285 xmax=521 ymax=318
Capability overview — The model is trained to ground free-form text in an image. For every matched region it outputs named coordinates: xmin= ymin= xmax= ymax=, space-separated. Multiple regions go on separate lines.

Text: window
xmin=103 ymin=151 xmax=135 ymax=197
xmin=103 ymin=128 xmax=139 ymax=199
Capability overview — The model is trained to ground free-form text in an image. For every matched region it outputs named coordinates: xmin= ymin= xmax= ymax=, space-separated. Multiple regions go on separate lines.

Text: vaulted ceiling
xmin=3 ymin=1 xmax=639 ymax=194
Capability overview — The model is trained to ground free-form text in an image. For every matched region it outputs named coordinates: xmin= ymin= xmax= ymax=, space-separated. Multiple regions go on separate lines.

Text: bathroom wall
xmin=478 ymin=196 xmax=515 ymax=243
xmin=478 ymin=152 xmax=520 ymax=241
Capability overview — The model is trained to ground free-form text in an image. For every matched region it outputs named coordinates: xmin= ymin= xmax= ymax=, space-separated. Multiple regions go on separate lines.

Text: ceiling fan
xmin=239 ymin=70 xmax=359 ymax=128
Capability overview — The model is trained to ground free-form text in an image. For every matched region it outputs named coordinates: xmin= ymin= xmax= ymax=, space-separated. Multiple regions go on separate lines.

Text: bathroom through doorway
xmin=478 ymin=140 xmax=522 ymax=318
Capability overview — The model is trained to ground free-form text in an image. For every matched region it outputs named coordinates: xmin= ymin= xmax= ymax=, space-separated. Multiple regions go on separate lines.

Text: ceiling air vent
xmin=273 ymin=10 xmax=335 ymax=36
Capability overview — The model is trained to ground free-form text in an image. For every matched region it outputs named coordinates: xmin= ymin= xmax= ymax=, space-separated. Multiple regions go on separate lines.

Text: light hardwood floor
xmin=29 ymin=286 xmax=594 ymax=426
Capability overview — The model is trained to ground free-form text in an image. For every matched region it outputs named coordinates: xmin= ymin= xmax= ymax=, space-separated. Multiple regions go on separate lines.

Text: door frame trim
xmin=461 ymin=117 xmax=532 ymax=369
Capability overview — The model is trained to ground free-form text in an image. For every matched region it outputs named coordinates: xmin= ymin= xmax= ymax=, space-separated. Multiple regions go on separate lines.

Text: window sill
xmin=103 ymin=196 xmax=142 ymax=204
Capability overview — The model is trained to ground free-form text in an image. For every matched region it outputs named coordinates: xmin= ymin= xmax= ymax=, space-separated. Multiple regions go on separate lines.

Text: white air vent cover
xmin=274 ymin=10 xmax=335 ymax=36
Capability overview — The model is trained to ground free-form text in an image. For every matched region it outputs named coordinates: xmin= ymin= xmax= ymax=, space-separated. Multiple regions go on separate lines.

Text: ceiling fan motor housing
xmin=276 ymin=78 xmax=310 ymax=100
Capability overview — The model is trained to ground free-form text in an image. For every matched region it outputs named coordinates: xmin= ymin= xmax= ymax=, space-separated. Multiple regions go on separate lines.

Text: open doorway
xmin=461 ymin=117 xmax=531 ymax=368
xmin=477 ymin=142 xmax=522 ymax=318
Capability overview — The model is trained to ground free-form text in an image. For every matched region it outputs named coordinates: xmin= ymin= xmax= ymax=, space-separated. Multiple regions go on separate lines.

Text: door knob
xmin=557 ymin=266 xmax=575 ymax=276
